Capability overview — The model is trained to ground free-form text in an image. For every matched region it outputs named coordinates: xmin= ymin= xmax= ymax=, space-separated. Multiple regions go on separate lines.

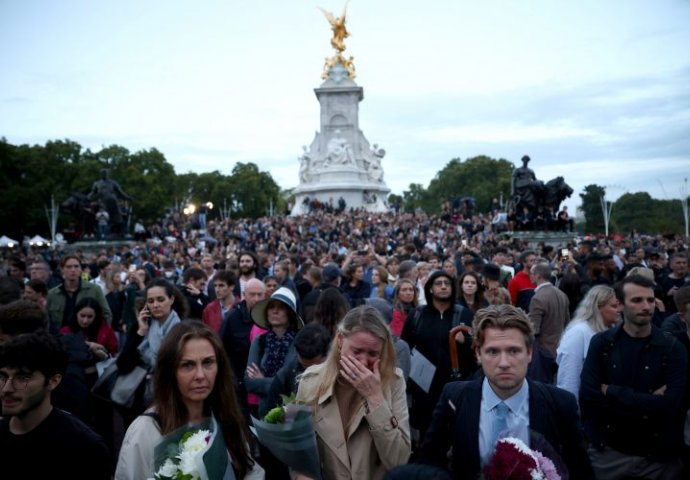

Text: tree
xmin=402 ymin=183 xmax=426 ymax=212
xmin=579 ymin=184 xmax=606 ymax=233
xmin=424 ymin=155 xmax=513 ymax=213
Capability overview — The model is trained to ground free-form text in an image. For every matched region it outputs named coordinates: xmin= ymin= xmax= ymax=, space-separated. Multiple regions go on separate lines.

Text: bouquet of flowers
xmin=151 ymin=415 xmax=234 ymax=480
xmin=484 ymin=437 xmax=562 ymax=480
xmin=251 ymin=394 xmax=322 ymax=480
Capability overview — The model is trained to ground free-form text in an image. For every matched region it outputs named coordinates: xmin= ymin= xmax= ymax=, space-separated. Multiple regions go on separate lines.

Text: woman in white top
xmin=115 ymin=321 xmax=263 ymax=479
xmin=556 ymin=285 xmax=620 ymax=400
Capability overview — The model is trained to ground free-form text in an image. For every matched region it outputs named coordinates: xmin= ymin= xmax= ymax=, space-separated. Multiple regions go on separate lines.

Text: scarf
xmin=263 ymin=329 xmax=296 ymax=377
xmin=138 ymin=310 xmax=181 ymax=367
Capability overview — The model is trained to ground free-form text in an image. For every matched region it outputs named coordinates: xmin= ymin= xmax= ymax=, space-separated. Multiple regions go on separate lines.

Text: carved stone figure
xmin=325 ymin=129 xmax=354 ymax=166
xmin=299 ymin=150 xmax=312 ymax=183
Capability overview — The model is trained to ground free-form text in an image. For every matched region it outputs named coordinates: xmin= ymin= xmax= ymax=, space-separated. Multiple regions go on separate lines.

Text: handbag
xmin=91 ymin=360 xmax=149 ymax=408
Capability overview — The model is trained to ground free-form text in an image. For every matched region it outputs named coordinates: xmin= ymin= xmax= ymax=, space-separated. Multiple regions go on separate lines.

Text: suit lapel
xmin=527 ymin=381 xmax=548 ymax=441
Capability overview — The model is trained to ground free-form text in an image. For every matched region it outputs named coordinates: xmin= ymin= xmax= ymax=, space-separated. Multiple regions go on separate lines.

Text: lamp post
xmin=681 ymin=178 xmax=689 ymax=239
xmin=600 ymin=194 xmax=614 ymax=238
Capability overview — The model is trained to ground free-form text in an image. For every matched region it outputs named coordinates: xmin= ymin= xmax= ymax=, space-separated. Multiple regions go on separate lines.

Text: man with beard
xmin=580 ymin=275 xmax=687 ymax=479
xmin=401 ymin=270 xmax=473 ymax=445
xmin=221 ymin=278 xmax=266 ymax=418
xmin=579 ymin=253 xmax=610 ymax=294
xmin=234 ymin=251 xmax=260 ymax=300
xmin=0 ymin=331 xmax=111 ymax=479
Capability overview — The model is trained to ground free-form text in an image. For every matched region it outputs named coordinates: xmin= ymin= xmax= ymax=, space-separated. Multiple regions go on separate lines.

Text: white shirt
xmin=556 ymin=320 xmax=596 ymax=401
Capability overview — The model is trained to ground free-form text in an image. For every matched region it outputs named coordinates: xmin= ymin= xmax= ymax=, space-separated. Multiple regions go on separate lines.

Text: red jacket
xmin=202 ymin=299 xmax=224 ymax=333
xmin=508 ymin=270 xmax=535 ymax=306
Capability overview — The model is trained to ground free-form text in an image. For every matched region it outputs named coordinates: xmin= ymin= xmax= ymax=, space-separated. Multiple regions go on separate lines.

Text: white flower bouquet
xmin=151 ymin=415 xmax=234 ymax=480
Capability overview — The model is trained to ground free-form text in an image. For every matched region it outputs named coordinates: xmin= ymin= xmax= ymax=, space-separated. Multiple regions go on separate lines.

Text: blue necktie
xmin=492 ymin=401 xmax=510 ymax=448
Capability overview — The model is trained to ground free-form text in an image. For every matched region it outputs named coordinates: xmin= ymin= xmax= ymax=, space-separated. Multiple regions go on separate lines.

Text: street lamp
xmin=183 ymin=204 xmax=196 ymax=216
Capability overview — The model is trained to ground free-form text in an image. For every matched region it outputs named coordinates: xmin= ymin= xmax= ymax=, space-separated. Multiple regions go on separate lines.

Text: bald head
xmin=245 ymin=278 xmax=266 ymax=310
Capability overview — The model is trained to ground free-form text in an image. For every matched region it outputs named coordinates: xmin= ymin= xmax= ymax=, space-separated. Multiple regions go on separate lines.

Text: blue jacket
xmin=579 ymin=322 xmax=687 ymax=459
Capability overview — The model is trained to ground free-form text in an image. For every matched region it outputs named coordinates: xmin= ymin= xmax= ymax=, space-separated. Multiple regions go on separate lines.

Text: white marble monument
xmin=290 ymin=4 xmax=390 ymax=215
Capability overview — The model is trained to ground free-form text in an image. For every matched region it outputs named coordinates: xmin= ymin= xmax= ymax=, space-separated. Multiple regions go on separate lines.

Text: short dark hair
xmin=614 ymin=274 xmax=656 ymax=302
xmin=0 ymin=300 xmax=47 ymax=335
xmin=0 ymin=277 xmax=23 ymax=305
xmin=182 ymin=267 xmax=207 ymax=283
xmin=294 ymin=323 xmax=331 ymax=359
xmin=213 ymin=270 xmax=237 ymax=287
xmin=673 ymin=285 xmax=690 ymax=313
xmin=519 ymin=250 xmax=535 ymax=263
xmin=60 ymin=254 xmax=81 ymax=267
xmin=0 ymin=331 xmax=68 ymax=380
xmin=26 ymin=279 xmax=48 ymax=296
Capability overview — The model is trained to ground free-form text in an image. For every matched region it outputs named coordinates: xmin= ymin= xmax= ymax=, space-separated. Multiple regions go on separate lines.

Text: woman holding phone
xmin=116 ymin=278 xmax=188 ymax=419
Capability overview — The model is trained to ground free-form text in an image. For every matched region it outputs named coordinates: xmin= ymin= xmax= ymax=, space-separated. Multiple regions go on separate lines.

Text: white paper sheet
xmin=409 ymin=348 xmax=436 ymax=393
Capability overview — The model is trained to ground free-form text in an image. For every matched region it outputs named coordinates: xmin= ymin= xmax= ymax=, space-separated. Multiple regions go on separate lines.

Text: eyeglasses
xmin=0 ymin=373 xmax=33 ymax=391
xmin=432 ymin=279 xmax=452 ymax=287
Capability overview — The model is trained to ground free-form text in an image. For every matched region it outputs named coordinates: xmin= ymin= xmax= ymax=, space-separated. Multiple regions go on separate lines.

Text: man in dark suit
xmin=527 ymin=262 xmax=570 ymax=383
xmin=419 ymin=304 xmax=592 ymax=479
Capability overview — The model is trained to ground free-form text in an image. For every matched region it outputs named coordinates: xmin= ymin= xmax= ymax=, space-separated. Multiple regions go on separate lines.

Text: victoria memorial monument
xmin=290 ymin=3 xmax=390 ymax=215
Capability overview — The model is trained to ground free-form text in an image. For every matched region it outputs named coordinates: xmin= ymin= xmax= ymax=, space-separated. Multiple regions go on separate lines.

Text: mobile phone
xmin=128 ymin=264 xmax=137 ymax=273
xmin=560 ymin=248 xmax=569 ymax=258
xmin=462 ymin=239 xmax=468 ymax=247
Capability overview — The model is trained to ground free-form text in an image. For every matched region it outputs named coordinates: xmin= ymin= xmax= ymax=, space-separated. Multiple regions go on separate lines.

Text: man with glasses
xmin=0 ymin=331 xmax=111 ymax=478
xmin=401 ymin=270 xmax=473 ymax=447
xmin=29 ymin=260 xmax=61 ymax=289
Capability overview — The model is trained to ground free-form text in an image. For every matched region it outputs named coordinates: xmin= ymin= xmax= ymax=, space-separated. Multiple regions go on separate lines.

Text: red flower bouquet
xmin=484 ymin=437 xmax=562 ymax=480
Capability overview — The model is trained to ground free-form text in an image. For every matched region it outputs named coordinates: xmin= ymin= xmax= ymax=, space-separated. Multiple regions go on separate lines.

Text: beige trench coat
xmin=296 ymin=364 xmax=411 ymax=480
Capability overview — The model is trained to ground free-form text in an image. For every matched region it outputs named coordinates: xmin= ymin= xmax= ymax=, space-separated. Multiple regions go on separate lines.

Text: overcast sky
xmin=2 ymin=0 xmax=689 ymax=215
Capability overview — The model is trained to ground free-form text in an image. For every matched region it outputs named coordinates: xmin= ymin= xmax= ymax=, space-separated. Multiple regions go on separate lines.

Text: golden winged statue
xmin=318 ymin=1 xmax=350 ymax=53
xmin=318 ymin=1 xmax=356 ymax=80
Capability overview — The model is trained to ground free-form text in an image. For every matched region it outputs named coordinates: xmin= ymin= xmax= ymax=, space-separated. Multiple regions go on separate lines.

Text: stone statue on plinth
xmin=88 ymin=169 xmax=132 ymax=236
xmin=511 ymin=155 xmax=574 ymax=231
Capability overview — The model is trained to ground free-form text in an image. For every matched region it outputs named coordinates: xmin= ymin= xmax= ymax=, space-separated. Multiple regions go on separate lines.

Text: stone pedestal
xmin=291 ymin=62 xmax=390 ymax=215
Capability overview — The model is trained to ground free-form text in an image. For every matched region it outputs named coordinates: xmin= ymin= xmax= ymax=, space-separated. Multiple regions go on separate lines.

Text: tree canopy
xmin=0 ymin=138 xmax=282 ymax=239
xmin=1 ymin=138 xmax=686 ymax=239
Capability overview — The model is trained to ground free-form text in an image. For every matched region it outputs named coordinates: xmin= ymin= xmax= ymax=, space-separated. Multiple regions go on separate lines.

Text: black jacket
xmin=580 ymin=322 xmax=687 ymax=459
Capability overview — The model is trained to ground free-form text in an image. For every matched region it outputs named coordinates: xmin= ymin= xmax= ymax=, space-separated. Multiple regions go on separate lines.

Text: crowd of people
xmin=1 ymin=207 xmax=689 ymax=479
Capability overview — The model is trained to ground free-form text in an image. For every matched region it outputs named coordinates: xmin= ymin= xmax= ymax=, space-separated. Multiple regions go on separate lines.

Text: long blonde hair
xmin=567 ymin=285 xmax=617 ymax=334
xmin=304 ymin=305 xmax=397 ymax=406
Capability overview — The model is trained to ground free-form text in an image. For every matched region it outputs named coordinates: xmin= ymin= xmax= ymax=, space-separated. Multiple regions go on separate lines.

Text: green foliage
xmin=578 ymin=184 xmax=687 ymax=235
xmin=610 ymin=192 xmax=686 ymax=235
xmin=402 ymin=155 xmax=513 ymax=213
xmin=402 ymin=183 xmax=426 ymax=212
xmin=0 ymin=138 xmax=283 ymax=238
xmin=579 ymin=184 xmax=607 ymax=233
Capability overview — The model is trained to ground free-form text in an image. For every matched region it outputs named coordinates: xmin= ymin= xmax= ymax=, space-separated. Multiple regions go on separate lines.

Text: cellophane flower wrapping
xmin=151 ymin=414 xmax=235 ymax=480
xmin=251 ymin=403 xmax=322 ymax=480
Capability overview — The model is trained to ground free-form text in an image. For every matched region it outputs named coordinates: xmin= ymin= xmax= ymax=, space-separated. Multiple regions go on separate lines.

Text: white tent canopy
xmin=27 ymin=234 xmax=51 ymax=246
xmin=0 ymin=235 xmax=19 ymax=247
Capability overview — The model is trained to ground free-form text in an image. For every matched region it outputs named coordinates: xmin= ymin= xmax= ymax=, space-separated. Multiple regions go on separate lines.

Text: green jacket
xmin=47 ymin=280 xmax=113 ymax=328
